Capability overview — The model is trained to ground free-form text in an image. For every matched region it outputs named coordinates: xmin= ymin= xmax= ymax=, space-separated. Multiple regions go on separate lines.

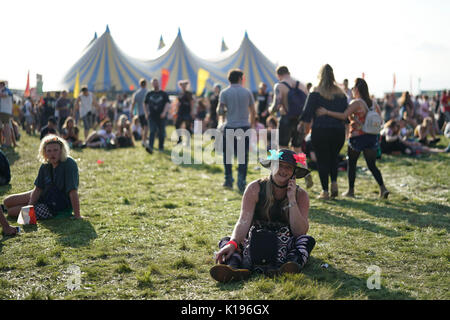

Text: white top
xmin=79 ymin=92 xmax=94 ymax=118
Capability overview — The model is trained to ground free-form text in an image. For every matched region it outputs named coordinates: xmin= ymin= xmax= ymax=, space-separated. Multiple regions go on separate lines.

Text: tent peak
xmin=106 ymin=25 xmax=110 ymax=33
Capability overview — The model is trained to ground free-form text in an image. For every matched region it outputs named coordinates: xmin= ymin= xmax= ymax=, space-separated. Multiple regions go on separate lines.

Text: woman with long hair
xmin=316 ymin=78 xmax=389 ymax=199
xmin=61 ymin=116 xmax=82 ymax=148
xmin=299 ymin=64 xmax=348 ymax=199
xmin=210 ymin=150 xmax=315 ymax=282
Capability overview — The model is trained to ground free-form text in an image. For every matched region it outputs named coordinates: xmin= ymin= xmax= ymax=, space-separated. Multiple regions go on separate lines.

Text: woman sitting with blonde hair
xmin=1 ymin=135 xmax=82 ymax=220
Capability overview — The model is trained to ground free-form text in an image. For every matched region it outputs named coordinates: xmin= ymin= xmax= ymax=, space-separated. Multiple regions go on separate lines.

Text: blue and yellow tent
xmin=62 ymin=26 xmax=152 ymax=92
xmin=145 ymin=29 xmax=228 ymax=94
xmin=213 ymin=32 xmax=278 ymax=93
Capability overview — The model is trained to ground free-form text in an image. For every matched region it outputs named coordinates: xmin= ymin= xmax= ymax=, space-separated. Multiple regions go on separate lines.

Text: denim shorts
xmin=348 ymin=134 xmax=379 ymax=152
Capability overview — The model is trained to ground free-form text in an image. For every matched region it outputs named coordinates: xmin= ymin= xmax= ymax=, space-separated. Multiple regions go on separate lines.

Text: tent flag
xmin=161 ymin=69 xmax=170 ymax=91
xmin=221 ymin=38 xmax=228 ymax=52
xmin=24 ymin=71 xmax=31 ymax=97
xmin=393 ymin=73 xmax=396 ymax=91
xmin=158 ymin=35 xmax=165 ymax=50
xmin=73 ymin=71 xmax=80 ymax=99
xmin=196 ymin=68 xmax=210 ymax=96
xmin=362 ymin=72 xmax=365 ymax=79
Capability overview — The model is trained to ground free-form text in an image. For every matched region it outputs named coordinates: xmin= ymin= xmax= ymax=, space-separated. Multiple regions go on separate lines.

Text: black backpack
xmin=281 ymin=81 xmax=307 ymax=118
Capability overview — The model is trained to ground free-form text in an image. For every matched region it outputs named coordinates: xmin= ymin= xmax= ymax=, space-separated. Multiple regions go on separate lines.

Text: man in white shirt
xmin=75 ymin=85 xmax=99 ymax=141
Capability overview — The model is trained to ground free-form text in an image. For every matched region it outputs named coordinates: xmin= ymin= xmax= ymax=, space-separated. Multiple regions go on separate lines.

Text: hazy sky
xmin=1 ymin=0 xmax=449 ymax=96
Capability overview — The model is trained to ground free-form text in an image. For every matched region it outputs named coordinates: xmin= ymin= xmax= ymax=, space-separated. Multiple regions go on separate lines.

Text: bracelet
xmin=227 ymin=240 xmax=238 ymax=250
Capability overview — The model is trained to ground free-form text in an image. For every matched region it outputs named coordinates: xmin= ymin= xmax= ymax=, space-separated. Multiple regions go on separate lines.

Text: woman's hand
xmin=287 ymin=178 xmax=297 ymax=203
xmin=215 ymin=244 xmax=236 ymax=264
xmin=316 ymin=107 xmax=328 ymax=117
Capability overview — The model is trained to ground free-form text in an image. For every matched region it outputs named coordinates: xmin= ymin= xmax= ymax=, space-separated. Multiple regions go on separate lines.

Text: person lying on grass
xmin=2 ymin=134 xmax=82 ymax=220
xmin=84 ymin=118 xmax=116 ymax=148
xmin=210 ymin=149 xmax=316 ymax=283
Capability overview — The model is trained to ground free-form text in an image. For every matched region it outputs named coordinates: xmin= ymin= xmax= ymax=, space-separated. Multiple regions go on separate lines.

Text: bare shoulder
xmin=245 ymin=180 xmax=261 ymax=198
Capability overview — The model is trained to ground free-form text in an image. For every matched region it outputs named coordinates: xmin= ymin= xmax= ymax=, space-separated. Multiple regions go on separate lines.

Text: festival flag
xmin=73 ymin=71 xmax=80 ymax=99
xmin=221 ymin=37 xmax=228 ymax=52
xmin=36 ymin=74 xmax=43 ymax=95
xmin=362 ymin=72 xmax=365 ymax=79
xmin=24 ymin=71 xmax=31 ymax=97
xmin=393 ymin=73 xmax=396 ymax=91
xmin=196 ymin=68 xmax=210 ymax=96
xmin=161 ymin=69 xmax=170 ymax=91
xmin=158 ymin=35 xmax=165 ymax=50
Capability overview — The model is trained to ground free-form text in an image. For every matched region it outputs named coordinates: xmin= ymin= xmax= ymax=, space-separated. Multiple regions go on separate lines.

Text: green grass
xmin=0 ymin=127 xmax=449 ymax=300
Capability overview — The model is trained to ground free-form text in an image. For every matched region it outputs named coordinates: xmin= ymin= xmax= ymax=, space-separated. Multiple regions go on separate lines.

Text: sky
xmin=1 ymin=0 xmax=449 ymax=97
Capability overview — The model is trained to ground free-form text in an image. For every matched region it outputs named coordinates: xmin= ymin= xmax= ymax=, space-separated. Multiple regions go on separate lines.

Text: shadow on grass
xmin=3 ymin=148 xmax=20 ymax=166
xmin=0 ymin=185 xmax=12 ymax=196
xmin=333 ymin=199 xmax=450 ymax=233
xmin=301 ymin=256 xmax=414 ymax=300
xmin=309 ymin=207 xmax=401 ymax=238
xmin=39 ymin=218 xmax=97 ymax=248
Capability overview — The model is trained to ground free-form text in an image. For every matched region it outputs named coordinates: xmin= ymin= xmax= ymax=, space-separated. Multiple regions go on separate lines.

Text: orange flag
xmin=24 ymin=71 xmax=31 ymax=97
xmin=161 ymin=69 xmax=170 ymax=91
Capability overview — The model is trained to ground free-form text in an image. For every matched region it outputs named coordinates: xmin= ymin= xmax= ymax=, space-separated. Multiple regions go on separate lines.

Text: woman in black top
xmin=210 ymin=149 xmax=315 ymax=282
xmin=299 ymin=64 xmax=348 ymax=199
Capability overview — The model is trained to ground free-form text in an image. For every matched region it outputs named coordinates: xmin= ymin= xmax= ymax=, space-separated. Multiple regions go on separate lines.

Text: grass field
xmin=0 ymin=127 xmax=449 ymax=300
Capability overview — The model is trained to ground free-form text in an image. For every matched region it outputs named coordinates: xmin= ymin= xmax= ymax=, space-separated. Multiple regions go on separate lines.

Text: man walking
xmin=131 ymin=79 xmax=149 ymax=146
xmin=269 ymin=66 xmax=313 ymax=188
xmin=144 ymin=78 xmax=171 ymax=153
xmin=75 ymin=86 xmax=98 ymax=141
xmin=55 ymin=90 xmax=71 ymax=131
xmin=218 ymin=69 xmax=256 ymax=193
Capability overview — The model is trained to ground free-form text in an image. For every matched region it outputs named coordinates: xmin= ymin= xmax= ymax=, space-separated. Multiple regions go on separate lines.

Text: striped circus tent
xmin=145 ymin=29 xmax=228 ymax=94
xmin=214 ymin=31 xmax=278 ymax=92
xmin=62 ymin=26 xmax=152 ymax=92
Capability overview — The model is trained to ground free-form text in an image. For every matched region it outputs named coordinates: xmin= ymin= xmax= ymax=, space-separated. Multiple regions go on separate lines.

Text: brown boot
xmin=342 ymin=189 xmax=355 ymax=198
xmin=318 ymin=191 xmax=330 ymax=200
xmin=279 ymin=261 xmax=301 ymax=274
xmin=330 ymin=182 xmax=338 ymax=198
xmin=379 ymin=186 xmax=390 ymax=199
xmin=210 ymin=264 xmax=251 ymax=283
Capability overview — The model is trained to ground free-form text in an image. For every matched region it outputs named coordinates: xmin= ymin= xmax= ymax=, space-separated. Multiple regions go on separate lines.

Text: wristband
xmin=227 ymin=240 xmax=238 ymax=250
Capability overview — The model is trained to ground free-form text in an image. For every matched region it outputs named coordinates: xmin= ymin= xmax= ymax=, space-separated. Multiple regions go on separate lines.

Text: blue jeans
xmin=222 ymin=126 xmax=250 ymax=188
xmin=148 ymin=117 xmax=166 ymax=150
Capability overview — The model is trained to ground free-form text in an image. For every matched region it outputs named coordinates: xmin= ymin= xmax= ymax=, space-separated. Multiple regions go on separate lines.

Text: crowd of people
xmin=0 ymin=65 xmax=449 ymax=283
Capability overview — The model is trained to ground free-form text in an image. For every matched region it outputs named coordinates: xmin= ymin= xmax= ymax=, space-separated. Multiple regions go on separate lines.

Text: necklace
xmin=270 ymin=175 xmax=288 ymax=189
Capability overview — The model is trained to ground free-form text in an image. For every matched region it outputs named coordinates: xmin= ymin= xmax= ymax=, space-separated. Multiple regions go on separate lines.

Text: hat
xmin=260 ymin=149 xmax=310 ymax=179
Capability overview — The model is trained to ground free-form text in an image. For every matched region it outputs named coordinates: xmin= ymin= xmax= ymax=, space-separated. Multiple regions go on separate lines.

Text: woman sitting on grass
xmin=414 ymin=117 xmax=440 ymax=147
xmin=116 ymin=114 xmax=134 ymax=148
xmin=1 ymin=134 xmax=82 ymax=220
xmin=61 ymin=117 xmax=83 ymax=148
xmin=210 ymin=149 xmax=316 ymax=283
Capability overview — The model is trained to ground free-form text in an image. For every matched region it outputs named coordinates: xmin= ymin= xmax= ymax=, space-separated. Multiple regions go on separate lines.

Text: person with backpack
xmin=316 ymin=78 xmax=389 ymax=199
xmin=269 ymin=66 xmax=313 ymax=188
xmin=269 ymin=66 xmax=308 ymax=153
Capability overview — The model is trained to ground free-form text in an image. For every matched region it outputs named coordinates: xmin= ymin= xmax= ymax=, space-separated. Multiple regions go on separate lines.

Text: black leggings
xmin=347 ymin=147 xmax=384 ymax=189
xmin=311 ymin=127 xmax=346 ymax=192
